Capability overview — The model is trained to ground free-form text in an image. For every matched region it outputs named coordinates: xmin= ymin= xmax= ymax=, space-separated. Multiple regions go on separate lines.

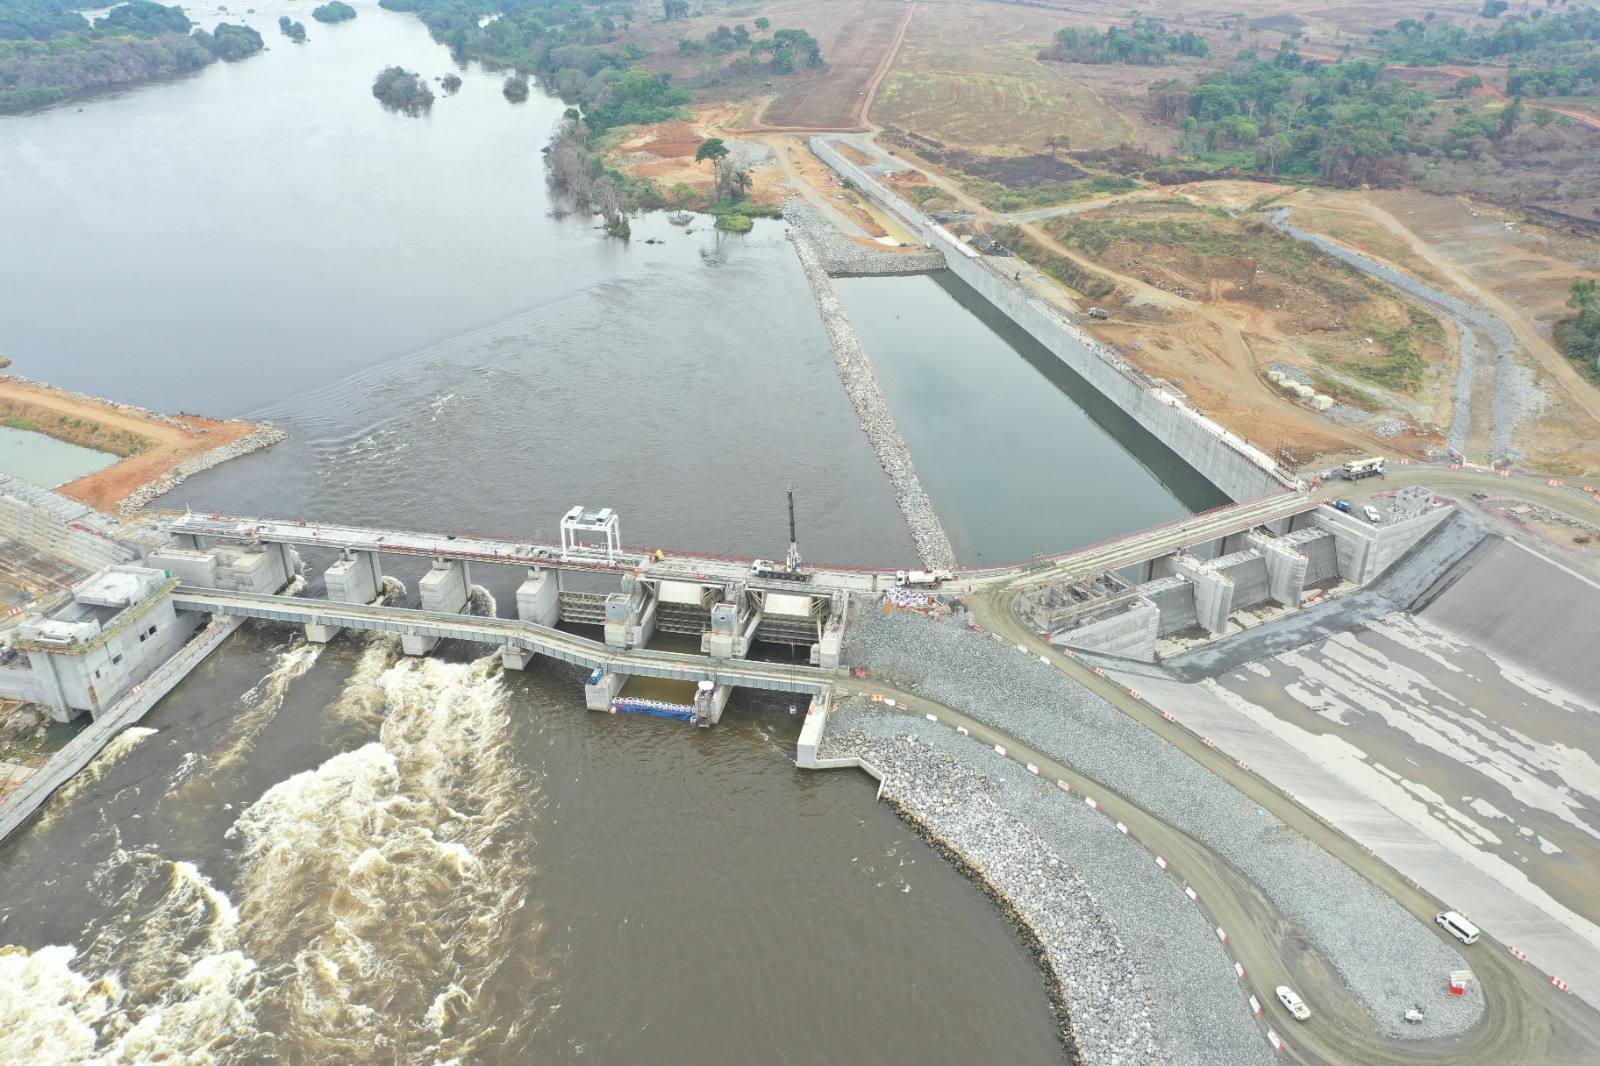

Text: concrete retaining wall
xmin=809 ymin=138 xmax=1292 ymax=504
xmin=0 ymin=615 xmax=243 ymax=845
xmin=0 ymin=480 xmax=138 ymax=572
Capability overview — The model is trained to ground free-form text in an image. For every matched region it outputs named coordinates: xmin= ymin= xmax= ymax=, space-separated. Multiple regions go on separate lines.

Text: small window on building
xmin=112 ymin=654 xmax=123 ymax=665
xmin=148 ymin=625 xmax=157 ymax=635
xmin=94 ymin=669 xmax=101 ymax=679
xmin=139 ymin=632 xmax=147 ymax=642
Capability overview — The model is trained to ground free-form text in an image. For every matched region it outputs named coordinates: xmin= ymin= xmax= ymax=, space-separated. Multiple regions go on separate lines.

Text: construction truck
xmin=1339 ymin=456 xmax=1385 ymax=480
xmin=896 ymin=569 xmax=954 ymax=589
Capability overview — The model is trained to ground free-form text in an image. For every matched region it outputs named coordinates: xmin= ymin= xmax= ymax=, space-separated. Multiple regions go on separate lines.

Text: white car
xmin=1276 ymin=986 xmax=1312 ymax=1021
xmin=1363 ymin=505 xmax=1382 ymax=523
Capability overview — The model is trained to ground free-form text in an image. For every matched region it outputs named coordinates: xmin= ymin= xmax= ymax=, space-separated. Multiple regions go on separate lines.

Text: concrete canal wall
xmin=809 ymin=138 xmax=1293 ymax=504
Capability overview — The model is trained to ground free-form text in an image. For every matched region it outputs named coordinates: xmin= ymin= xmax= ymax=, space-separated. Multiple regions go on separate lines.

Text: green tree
xmin=663 ymin=0 xmax=689 ymax=20
xmin=754 ymin=16 xmax=769 ymax=31
xmin=695 ymin=136 xmax=729 ymax=164
xmin=503 ymin=74 xmax=530 ymax=101
xmin=1479 ymin=0 xmax=1509 ymax=17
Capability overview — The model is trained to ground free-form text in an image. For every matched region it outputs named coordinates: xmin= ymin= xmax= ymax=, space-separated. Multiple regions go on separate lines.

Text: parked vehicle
xmin=1276 ymin=986 xmax=1311 ymax=1021
xmin=1086 ymin=307 xmax=1110 ymax=319
xmin=1333 ymin=500 xmax=1352 ymax=513
xmin=1436 ymin=910 xmax=1481 ymax=945
xmin=1363 ymin=505 xmax=1382 ymax=523
xmin=895 ymin=569 xmax=954 ymax=589
xmin=1339 ymin=456 xmax=1386 ymax=480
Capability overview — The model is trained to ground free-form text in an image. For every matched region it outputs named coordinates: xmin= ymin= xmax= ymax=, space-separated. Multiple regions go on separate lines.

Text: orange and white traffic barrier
xmin=1128 ymin=688 xmax=1141 ymax=699
xmin=1249 ymin=995 xmax=1261 ymax=1015
xmin=1115 ymin=821 xmax=1129 ymax=835
xmin=1202 ymin=737 xmax=1216 ymax=747
xmin=1154 ymin=855 xmax=1167 ymax=870
xmin=1266 ymin=1028 xmax=1283 ymax=1052
xmin=993 ymin=744 xmax=1007 ymax=757
xmin=1216 ymin=927 xmax=1228 ymax=943
xmin=1235 ymin=961 xmax=1246 ymax=980
xmin=1508 ymin=945 xmax=1529 ymax=962
xmin=1026 ymin=763 xmax=1040 ymax=776
xmin=1084 ymin=796 xmax=1099 ymax=810
xmin=925 ymin=713 xmax=938 ymax=722
xmin=1551 ymin=976 xmax=1570 ymax=992
xmin=1185 ymin=886 xmax=1199 ymax=902
xmin=1057 ymin=779 xmax=1072 ymax=793
xmin=956 ymin=726 xmax=969 ymax=736
xmin=1161 ymin=711 xmax=1176 ymax=722
xmin=1237 ymin=759 xmax=1250 ymax=770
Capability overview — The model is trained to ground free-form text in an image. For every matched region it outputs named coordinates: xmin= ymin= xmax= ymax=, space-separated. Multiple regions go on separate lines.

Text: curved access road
xmin=844 ymin=592 xmax=1600 ymax=1065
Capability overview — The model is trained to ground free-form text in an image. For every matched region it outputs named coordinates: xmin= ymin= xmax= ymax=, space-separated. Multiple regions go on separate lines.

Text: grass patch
xmin=1344 ymin=307 xmax=1438 ymax=393
xmin=1041 ymin=204 xmax=1372 ymax=306
xmin=2 ymin=416 xmax=39 ymax=432
xmin=714 ymin=213 xmax=753 ymax=232
xmin=963 ymin=173 xmax=1141 ymax=212
xmin=995 ymin=225 xmax=1117 ymax=299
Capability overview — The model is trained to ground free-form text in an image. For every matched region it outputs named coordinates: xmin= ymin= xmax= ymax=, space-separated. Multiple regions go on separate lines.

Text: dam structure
xmin=0 ymin=472 xmax=1459 ymax=840
xmin=808 ymin=135 xmax=1294 ymax=506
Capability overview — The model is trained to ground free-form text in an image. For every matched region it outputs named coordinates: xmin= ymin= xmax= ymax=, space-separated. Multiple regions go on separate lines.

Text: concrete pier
xmin=517 ymin=568 xmax=560 ymax=627
xmin=406 ymin=557 xmax=471 ymax=655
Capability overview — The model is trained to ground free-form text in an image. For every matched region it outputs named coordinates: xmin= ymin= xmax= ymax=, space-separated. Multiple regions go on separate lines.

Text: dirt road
xmin=0 ymin=377 xmax=260 ymax=512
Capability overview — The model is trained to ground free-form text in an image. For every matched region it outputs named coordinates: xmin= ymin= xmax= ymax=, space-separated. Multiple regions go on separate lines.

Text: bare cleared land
xmin=0 ymin=377 xmax=260 ymax=512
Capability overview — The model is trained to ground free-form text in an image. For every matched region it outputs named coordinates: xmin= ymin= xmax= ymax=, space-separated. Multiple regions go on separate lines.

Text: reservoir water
xmin=0 ymin=426 xmax=117 ymax=488
xmin=0 ymin=2 xmax=1210 ymax=1061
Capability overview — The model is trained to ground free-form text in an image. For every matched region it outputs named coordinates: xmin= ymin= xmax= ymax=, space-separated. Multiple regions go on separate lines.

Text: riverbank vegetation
xmin=0 ymin=1 xmax=263 ymax=112
xmin=545 ymin=112 xmax=777 ymax=237
xmin=312 ymin=2 xmax=357 ymax=24
xmin=279 ymin=16 xmax=307 ymax=43
xmin=372 ymin=66 xmax=433 ymax=113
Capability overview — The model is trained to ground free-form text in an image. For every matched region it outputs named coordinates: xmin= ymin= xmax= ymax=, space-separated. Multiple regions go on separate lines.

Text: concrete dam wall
xmin=809 ymin=137 xmax=1292 ymax=504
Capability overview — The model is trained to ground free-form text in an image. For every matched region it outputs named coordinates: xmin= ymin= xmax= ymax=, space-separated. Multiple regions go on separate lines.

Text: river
xmin=0 ymin=2 xmax=1206 ymax=1061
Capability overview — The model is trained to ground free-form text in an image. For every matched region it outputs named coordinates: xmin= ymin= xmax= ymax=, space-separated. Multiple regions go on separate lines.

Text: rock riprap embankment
xmin=826 ymin=702 xmax=1278 ymax=1066
xmin=823 ymin=719 xmax=1160 ymax=1066
xmin=789 ymin=228 xmax=956 ymax=569
xmin=783 ymin=202 xmax=945 ymax=276
xmin=843 ymin=609 xmax=1484 ymax=1039
xmin=120 ymin=424 xmax=287 ymax=513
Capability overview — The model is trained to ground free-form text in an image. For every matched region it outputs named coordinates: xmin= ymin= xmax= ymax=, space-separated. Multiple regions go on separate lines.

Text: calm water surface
xmin=836 ymin=273 xmax=1228 ymax=564
xmin=0 ymin=426 xmax=117 ymax=487
xmin=0 ymin=4 xmax=1069 ymax=1063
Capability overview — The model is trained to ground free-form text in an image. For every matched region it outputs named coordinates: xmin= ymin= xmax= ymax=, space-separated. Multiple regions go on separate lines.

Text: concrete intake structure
xmin=808 ymin=136 xmax=1298 ymax=505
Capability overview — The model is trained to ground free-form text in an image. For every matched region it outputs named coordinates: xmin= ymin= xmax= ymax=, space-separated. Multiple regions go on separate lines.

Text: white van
xmin=1436 ymin=910 xmax=1480 ymax=945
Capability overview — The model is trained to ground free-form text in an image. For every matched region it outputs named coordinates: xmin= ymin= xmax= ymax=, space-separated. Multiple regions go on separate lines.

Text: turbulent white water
xmin=2 ymin=648 xmax=536 ymax=1064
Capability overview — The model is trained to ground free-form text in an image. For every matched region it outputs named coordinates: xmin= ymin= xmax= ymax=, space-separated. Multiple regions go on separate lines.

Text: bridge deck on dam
xmin=148 ymin=489 xmax=1315 ymax=591
xmin=171 ymin=588 xmax=834 ymax=694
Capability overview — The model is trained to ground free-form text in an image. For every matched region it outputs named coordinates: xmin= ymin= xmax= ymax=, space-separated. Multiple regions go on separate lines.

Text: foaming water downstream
xmin=227 ymin=652 xmax=534 ymax=1062
xmin=2 ymin=642 xmax=536 ymax=1064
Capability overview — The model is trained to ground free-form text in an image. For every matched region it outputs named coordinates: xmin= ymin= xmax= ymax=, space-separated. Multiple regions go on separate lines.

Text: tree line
xmin=1563 ymin=277 xmax=1600 ymax=373
xmin=1040 ymin=16 xmax=1209 ymax=66
xmin=678 ymin=22 xmax=824 ymax=75
xmin=0 ymin=1 xmax=262 ymax=112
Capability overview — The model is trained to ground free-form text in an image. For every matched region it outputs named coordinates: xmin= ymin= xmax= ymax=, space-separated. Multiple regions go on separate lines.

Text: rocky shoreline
xmin=823 ymin=719 xmax=1164 ymax=1066
xmin=788 ymin=224 xmax=958 ymax=570
xmin=118 ymin=423 xmax=287 ymax=513
xmin=783 ymin=202 xmax=945 ymax=276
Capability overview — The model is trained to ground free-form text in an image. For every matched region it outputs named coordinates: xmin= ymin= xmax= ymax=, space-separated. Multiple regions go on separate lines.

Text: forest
xmin=0 ymin=0 xmax=262 ymax=112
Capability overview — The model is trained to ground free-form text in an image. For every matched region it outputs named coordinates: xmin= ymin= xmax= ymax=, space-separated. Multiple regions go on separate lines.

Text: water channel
xmin=0 ymin=2 xmax=1214 ymax=1060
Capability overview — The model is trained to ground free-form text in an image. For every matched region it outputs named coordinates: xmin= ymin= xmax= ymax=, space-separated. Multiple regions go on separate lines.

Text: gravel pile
xmin=844 ymin=609 xmax=1485 ymax=1039
xmin=1368 ymin=417 xmax=1410 ymax=438
xmin=784 ymin=202 xmax=945 ymax=275
xmin=789 ymin=231 xmax=957 ymax=569
xmin=1271 ymin=209 xmax=1530 ymax=464
xmin=828 ymin=703 xmax=1276 ymax=1066
xmin=119 ymin=423 xmax=287 ymax=513
xmin=1325 ymin=404 xmax=1371 ymax=425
